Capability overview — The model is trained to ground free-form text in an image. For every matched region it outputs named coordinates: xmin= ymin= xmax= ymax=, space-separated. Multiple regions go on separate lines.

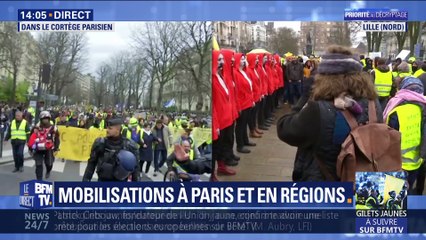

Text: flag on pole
xmin=164 ymin=99 xmax=176 ymax=108
xmin=212 ymin=35 xmax=220 ymax=51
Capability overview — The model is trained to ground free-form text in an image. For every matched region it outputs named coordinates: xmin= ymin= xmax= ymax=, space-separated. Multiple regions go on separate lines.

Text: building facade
xmin=213 ymin=21 xmax=268 ymax=52
xmin=299 ymin=22 xmax=348 ymax=56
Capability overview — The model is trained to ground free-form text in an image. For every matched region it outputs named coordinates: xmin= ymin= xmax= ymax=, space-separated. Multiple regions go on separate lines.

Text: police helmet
xmin=40 ymin=111 xmax=51 ymax=119
xmin=113 ymin=150 xmax=137 ymax=180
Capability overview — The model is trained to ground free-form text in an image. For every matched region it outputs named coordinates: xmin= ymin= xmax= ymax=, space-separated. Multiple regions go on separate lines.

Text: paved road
xmin=218 ymin=104 xmax=297 ymax=181
xmin=0 ymin=158 xmax=210 ymax=195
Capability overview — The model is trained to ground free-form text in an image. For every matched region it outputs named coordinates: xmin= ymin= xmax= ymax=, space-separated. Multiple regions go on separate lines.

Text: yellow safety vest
xmin=99 ymin=119 xmax=105 ymax=130
xmin=175 ymin=119 xmax=182 ymax=127
xmin=125 ymin=128 xmax=144 ymax=142
xmin=365 ymin=196 xmax=377 ymax=209
xmin=387 ymin=104 xmax=424 ymax=171
xmin=122 ymin=125 xmax=130 ymax=139
xmin=27 ymin=107 xmax=35 ymax=117
xmin=392 ymin=71 xmax=399 ymax=78
xmin=409 ymin=64 xmax=413 ymax=75
xmin=173 ymin=149 xmax=194 ymax=173
xmin=414 ymin=69 xmax=425 ymax=78
xmin=374 ymin=70 xmax=393 ymax=97
xmin=10 ymin=120 xmax=28 ymax=140
xmin=361 ymin=59 xmax=366 ymax=67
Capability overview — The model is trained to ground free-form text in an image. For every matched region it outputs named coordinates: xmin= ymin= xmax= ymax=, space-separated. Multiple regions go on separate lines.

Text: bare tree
xmin=94 ymin=64 xmax=110 ymax=106
xmin=328 ymin=22 xmax=352 ymax=47
xmin=37 ymin=32 xmax=87 ymax=99
xmin=394 ymin=31 xmax=408 ymax=53
xmin=407 ymin=22 xmax=426 ymax=56
xmin=175 ymin=22 xmax=212 ymax=111
xmin=267 ymin=27 xmax=299 ymax=55
xmin=366 ymin=32 xmax=383 ymax=52
xmin=0 ymin=22 xmax=30 ymax=104
xmin=133 ymin=22 xmax=181 ymax=110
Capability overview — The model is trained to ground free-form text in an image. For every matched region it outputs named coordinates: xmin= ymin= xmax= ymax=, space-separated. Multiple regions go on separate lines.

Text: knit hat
xmin=400 ymin=76 xmax=424 ymax=94
xmin=318 ymin=51 xmax=362 ymax=75
xmin=397 ymin=62 xmax=410 ymax=73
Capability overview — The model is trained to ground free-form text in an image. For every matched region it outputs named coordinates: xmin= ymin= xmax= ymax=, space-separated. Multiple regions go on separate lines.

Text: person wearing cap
xmin=28 ymin=111 xmax=60 ymax=180
xmin=82 ymin=118 xmax=140 ymax=182
xmin=151 ymin=119 xmax=173 ymax=176
xmin=371 ymin=57 xmax=396 ymax=111
xmin=384 ymin=76 xmax=426 ymax=194
xmin=277 ymin=45 xmax=381 ymax=181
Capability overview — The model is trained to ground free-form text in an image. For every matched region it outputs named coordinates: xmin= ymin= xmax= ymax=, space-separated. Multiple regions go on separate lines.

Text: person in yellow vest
xmin=408 ymin=57 xmax=416 ymax=74
xmin=121 ymin=117 xmax=130 ymax=138
xmin=371 ymin=57 xmax=395 ymax=111
xmin=4 ymin=111 xmax=30 ymax=172
xmin=165 ymin=143 xmax=212 ymax=181
xmin=365 ymin=189 xmax=380 ymax=209
xmin=413 ymin=62 xmax=425 ymax=78
xmin=360 ymin=55 xmax=366 ymax=68
xmin=384 ymin=77 xmax=426 ymax=194
xmin=96 ymin=113 xmax=106 ymax=130
xmin=418 ymin=62 xmax=426 ymax=96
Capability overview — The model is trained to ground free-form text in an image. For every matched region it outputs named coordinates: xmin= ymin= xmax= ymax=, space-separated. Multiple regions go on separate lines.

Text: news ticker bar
xmin=20 ymin=181 xmax=354 ymax=209
xmin=1 ymin=209 xmax=425 ymax=234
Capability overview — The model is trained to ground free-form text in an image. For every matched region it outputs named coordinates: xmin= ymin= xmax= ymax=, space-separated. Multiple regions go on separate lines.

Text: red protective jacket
xmin=212 ymin=50 xmax=233 ymax=130
xmin=258 ymin=54 xmax=269 ymax=97
xmin=265 ymin=54 xmax=276 ymax=95
xmin=234 ymin=53 xmax=255 ymax=112
xmin=221 ymin=49 xmax=239 ymax=121
xmin=246 ymin=53 xmax=262 ymax=103
xmin=274 ymin=54 xmax=284 ymax=88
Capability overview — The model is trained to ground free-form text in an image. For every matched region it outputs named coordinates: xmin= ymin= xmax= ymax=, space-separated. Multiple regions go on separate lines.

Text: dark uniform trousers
xmin=11 ymin=140 xmax=25 ymax=169
xmin=34 ymin=150 xmax=54 ymax=180
xmin=235 ymin=108 xmax=250 ymax=149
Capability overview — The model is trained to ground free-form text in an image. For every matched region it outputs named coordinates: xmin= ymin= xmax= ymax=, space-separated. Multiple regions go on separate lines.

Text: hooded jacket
xmin=259 ymin=54 xmax=269 ymax=97
xmin=265 ymin=54 xmax=277 ymax=95
xmin=274 ymin=54 xmax=284 ymax=89
xmin=246 ymin=53 xmax=262 ymax=103
xmin=212 ymin=50 xmax=234 ymax=130
xmin=234 ymin=53 xmax=255 ymax=112
xmin=221 ymin=49 xmax=239 ymax=121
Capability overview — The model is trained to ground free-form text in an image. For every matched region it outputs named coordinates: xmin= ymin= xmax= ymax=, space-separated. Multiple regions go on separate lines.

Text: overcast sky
xmin=85 ymin=22 xmax=302 ymax=76
xmin=82 ymin=22 xmax=140 ymax=75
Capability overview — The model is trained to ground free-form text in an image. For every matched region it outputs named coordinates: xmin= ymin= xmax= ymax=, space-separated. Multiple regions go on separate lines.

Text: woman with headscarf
xmin=384 ymin=76 xmax=426 ymax=194
xmin=277 ymin=45 xmax=381 ymax=181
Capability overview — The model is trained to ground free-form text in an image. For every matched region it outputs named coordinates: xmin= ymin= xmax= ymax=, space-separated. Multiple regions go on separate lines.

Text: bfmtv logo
xmin=19 ymin=180 xmax=53 ymax=209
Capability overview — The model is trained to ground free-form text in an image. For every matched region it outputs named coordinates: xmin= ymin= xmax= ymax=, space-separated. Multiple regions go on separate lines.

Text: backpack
xmin=318 ymin=101 xmax=402 ymax=182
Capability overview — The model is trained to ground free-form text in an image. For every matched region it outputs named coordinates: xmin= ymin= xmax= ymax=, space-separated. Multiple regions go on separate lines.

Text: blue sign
xmin=344 ymin=8 xmax=408 ymax=21
xmin=356 ymin=217 xmax=408 ymax=234
xmin=54 ymin=182 xmax=354 ymax=208
xmin=19 ymin=180 xmax=53 ymax=209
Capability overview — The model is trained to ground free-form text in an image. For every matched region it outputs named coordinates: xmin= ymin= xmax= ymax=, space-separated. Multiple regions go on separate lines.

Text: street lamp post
xmin=34 ymin=65 xmax=42 ymax=125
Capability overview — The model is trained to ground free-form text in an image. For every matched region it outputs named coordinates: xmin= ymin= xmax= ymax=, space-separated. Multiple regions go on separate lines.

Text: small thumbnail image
xmin=355 ymin=172 xmax=408 ymax=210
